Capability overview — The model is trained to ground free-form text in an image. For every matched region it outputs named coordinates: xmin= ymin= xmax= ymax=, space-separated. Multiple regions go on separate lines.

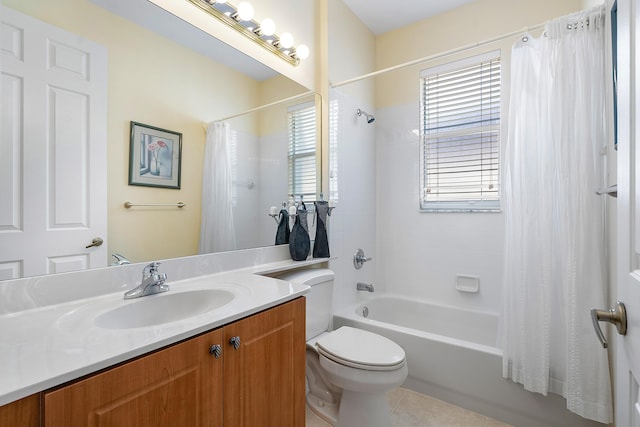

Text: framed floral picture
xmin=128 ymin=121 xmax=182 ymax=189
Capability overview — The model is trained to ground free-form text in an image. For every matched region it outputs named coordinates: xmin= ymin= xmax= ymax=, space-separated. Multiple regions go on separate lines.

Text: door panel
xmin=223 ymin=298 xmax=306 ymax=427
xmin=44 ymin=329 xmax=224 ymax=427
xmin=0 ymin=72 xmax=22 ymax=235
xmin=616 ymin=0 xmax=640 ymax=425
xmin=0 ymin=6 xmax=107 ymax=279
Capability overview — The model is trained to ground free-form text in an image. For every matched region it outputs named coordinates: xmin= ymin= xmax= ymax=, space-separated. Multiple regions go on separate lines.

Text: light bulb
xmin=260 ymin=18 xmax=276 ymax=36
xmin=279 ymin=32 xmax=294 ymax=49
xmin=237 ymin=2 xmax=254 ymax=21
xmin=296 ymin=44 xmax=309 ymax=60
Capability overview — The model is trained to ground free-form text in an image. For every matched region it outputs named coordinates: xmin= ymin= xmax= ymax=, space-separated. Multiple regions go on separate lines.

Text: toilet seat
xmin=315 ymin=326 xmax=406 ymax=371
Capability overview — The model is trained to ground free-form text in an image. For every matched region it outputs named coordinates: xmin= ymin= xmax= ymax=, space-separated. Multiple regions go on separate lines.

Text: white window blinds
xmin=420 ymin=50 xmax=501 ymax=212
xmin=288 ymin=102 xmax=317 ymax=201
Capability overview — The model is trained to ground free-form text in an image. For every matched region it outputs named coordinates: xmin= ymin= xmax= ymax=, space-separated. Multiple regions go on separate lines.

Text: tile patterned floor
xmin=305 ymin=387 xmax=513 ymax=427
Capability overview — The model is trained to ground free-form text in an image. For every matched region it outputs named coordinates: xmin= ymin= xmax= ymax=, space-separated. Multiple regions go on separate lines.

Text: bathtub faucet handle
xmin=357 ymin=282 xmax=375 ymax=292
xmin=353 ymin=248 xmax=372 ymax=269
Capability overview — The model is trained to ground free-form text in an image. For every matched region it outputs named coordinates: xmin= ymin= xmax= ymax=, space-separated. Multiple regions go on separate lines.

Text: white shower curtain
xmin=198 ymin=121 xmax=237 ymax=254
xmin=502 ymin=6 xmax=612 ymax=423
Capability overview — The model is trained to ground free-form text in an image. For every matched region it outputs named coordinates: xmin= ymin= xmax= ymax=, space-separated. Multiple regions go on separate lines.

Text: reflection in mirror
xmin=0 ymin=0 xmax=320 ymax=280
xmin=199 ymin=92 xmax=320 ymax=254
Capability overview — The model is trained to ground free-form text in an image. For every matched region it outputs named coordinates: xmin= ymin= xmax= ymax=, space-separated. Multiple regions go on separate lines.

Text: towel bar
xmin=124 ymin=202 xmax=186 ymax=208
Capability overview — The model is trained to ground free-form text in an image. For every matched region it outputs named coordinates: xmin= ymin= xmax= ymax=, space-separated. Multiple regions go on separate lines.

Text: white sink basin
xmin=95 ymin=289 xmax=235 ymax=329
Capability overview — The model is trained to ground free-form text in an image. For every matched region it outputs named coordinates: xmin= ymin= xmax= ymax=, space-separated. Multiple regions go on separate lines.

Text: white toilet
xmin=279 ymin=268 xmax=407 ymax=427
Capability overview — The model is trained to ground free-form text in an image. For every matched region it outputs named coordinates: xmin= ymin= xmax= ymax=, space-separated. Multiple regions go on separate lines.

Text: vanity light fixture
xmin=259 ymin=18 xmax=276 ymax=36
xmin=187 ymin=0 xmax=309 ymax=66
xmin=278 ymin=32 xmax=294 ymax=49
xmin=235 ymin=2 xmax=254 ymax=21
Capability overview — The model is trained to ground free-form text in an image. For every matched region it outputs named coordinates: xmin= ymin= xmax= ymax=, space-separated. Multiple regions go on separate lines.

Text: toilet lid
xmin=315 ymin=326 xmax=406 ymax=371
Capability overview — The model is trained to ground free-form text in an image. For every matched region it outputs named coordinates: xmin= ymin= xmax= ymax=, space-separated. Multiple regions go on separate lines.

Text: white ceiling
xmin=342 ymin=0 xmax=479 ymax=35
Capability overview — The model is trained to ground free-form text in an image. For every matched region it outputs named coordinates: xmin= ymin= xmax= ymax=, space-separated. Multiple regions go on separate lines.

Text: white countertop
xmin=0 ymin=264 xmax=312 ymax=406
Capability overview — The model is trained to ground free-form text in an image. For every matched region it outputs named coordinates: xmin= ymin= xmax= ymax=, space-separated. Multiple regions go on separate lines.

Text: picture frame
xmin=128 ymin=121 xmax=182 ymax=189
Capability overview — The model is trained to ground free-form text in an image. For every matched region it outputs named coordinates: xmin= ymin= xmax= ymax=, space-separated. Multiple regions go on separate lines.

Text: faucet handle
xmin=353 ymin=248 xmax=372 ymax=269
xmin=143 ymin=261 xmax=161 ymax=277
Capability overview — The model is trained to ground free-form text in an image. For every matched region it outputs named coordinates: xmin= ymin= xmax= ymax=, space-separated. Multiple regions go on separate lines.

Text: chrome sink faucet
xmin=111 ymin=253 xmax=131 ymax=266
xmin=124 ymin=262 xmax=169 ymax=299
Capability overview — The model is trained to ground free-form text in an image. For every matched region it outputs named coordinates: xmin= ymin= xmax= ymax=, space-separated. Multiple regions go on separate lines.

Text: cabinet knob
xmin=209 ymin=344 xmax=222 ymax=359
xmin=229 ymin=336 xmax=241 ymax=350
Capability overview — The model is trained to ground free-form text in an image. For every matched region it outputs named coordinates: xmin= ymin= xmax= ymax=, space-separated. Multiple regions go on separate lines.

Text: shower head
xmin=357 ymin=108 xmax=375 ymax=124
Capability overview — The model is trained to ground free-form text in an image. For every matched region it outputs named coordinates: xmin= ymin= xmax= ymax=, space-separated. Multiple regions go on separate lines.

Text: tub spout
xmin=357 ymin=282 xmax=375 ymax=292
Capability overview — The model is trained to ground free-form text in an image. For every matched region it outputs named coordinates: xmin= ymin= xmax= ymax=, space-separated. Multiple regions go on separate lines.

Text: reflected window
xmin=288 ymin=102 xmax=317 ymax=201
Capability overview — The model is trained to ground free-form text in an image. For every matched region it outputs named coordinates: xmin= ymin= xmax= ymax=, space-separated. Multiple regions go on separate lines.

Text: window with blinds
xmin=288 ymin=102 xmax=317 ymax=201
xmin=420 ymin=50 xmax=501 ymax=212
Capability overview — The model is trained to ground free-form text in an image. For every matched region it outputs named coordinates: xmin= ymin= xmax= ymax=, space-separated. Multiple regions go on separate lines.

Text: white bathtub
xmin=333 ymin=295 xmax=603 ymax=427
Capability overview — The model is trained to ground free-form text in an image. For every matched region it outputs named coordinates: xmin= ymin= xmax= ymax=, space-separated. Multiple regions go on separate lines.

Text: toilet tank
xmin=277 ymin=268 xmax=334 ymax=340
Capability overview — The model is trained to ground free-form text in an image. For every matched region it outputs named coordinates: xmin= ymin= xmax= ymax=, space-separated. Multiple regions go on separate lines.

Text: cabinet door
xmin=43 ymin=329 xmax=223 ymax=427
xmin=0 ymin=394 xmax=40 ymax=427
xmin=223 ymin=297 xmax=305 ymax=427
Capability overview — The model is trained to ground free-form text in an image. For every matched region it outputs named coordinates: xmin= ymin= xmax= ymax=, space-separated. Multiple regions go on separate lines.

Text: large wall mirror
xmin=0 ymin=0 xmax=320 ymax=280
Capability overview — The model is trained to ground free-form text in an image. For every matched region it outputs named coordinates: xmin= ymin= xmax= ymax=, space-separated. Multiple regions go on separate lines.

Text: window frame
xmin=419 ymin=50 xmax=502 ymax=213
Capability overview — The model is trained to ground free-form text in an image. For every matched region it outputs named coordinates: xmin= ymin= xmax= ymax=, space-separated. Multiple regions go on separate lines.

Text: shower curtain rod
xmin=331 ymin=23 xmax=545 ymax=88
xmin=203 ymin=23 xmax=547 ymax=124
xmin=204 ymin=90 xmax=315 ymax=128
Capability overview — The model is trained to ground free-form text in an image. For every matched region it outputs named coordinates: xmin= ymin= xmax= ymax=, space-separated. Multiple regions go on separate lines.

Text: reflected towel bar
xmin=124 ymin=202 xmax=186 ymax=208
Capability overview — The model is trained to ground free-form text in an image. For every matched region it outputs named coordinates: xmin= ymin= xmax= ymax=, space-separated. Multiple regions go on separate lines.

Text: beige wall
xmin=2 ymin=0 xmax=299 ymax=263
xmin=582 ymin=0 xmax=604 ymax=8
xmin=258 ymin=75 xmax=310 ymax=136
xmin=377 ymin=0 xmax=583 ymax=68
xmin=374 ymin=0 xmax=583 ymax=109
xmin=328 ymin=0 xmax=376 ymax=106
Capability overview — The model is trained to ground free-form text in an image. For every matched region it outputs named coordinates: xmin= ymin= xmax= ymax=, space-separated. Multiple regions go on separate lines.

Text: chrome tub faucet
xmin=357 ymin=282 xmax=375 ymax=292
xmin=124 ymin=262 xmax=169 ymax=299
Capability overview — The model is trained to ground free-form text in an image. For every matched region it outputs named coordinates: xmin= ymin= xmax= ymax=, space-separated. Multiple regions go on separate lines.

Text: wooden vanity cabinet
xmin=43 ymin=328 xmax=224 ymax=426
xmin=0 ymin=394 xmax=40 ymax=427
xmin=223 ymin=296 xmax=305 ymax=427
xmin=41 ymin=297 xmax=305 ymax=427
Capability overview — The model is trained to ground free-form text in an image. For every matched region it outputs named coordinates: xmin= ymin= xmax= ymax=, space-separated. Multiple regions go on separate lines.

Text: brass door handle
xmin=591 ymin=301 xmax=627 ymax=348
xmin=86 ymin=237 xmax=104 ymax=248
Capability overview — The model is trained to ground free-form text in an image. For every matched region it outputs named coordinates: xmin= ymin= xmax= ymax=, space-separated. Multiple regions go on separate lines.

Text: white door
xmin=614 ymin=0 xmax=640 ymax=425
xmin=0 ymin=7 xmax=107 ymax=279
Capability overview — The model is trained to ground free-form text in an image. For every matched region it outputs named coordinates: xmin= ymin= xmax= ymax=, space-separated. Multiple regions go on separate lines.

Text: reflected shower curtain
xmin=198 ymin=121 xmax=237 ymax=253
xmin=502 ymin=6 xmax=612 ymax=423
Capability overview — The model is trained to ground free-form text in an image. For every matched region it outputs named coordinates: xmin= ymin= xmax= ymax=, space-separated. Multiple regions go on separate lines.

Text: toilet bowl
xmin=278 ymin=269 xmax=408 ymax=427
xmin=314 ymin=326 xmax=408 ymax=427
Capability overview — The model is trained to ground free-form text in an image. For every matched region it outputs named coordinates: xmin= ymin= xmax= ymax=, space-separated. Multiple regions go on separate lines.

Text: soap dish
xmin=456 ymin=275 xmax=479 ymax=293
